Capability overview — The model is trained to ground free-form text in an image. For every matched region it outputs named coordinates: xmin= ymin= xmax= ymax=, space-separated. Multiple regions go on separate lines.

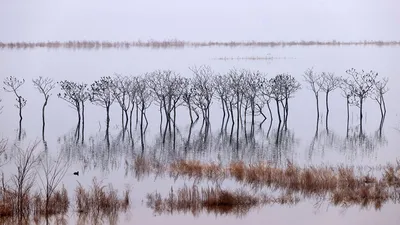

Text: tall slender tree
xmin=345 ymin=69 xmax=377 ymax=135
xmin=3 ymin=76 xmax=26 ymax=140
xmin=318 ymin=72 xmax=341 ymax=131
xmin=89 ymin=76 xmax=115 ymax=147
xmin=32 ymin=77 xmax=55 ymax=141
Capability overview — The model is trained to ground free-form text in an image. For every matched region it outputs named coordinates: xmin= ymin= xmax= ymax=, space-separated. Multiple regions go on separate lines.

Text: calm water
xmin=0 ymin=46 xmax=400 ymax=224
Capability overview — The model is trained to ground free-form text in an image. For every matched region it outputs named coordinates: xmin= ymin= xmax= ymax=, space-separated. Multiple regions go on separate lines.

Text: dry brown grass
xmin=146 ymin=184 xmax=299 ymax=216
xmin=33 ymin=185 xmax=69 ymax=215
xmin=170 ymin=160 xmax=225 ymax=183
xmin=75 ymin=178 xmax=130 ymax=214
xmin=331 ymin=181 xmax=389 ymax=210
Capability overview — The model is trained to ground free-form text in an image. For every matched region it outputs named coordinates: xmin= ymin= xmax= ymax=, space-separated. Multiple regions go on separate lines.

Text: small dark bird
xmin=73 ymin=171 xmax=79 ymax=176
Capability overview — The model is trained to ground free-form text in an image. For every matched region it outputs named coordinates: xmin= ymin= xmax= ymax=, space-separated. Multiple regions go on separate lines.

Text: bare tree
xmin=318 ymin=72 xmax=341 ymax=131
xmin=190 ymin=65 xmax=215 ymax=123
xmin=303 ymin=68 xmax=322 ymax=123
xmin=58 ymin=81 xmax=89 ymax=144
xmin=89 ymin=76 xmax=115 ymax=147
xmin=279 ymin=73 xmax=301 ymax=130
xmin=371 ymin=77 xmax=389 ymax=132
xmin=243 ymin=71 xmax=264 ymax=134
xmin=32 ymin=77 xmax=56 ymax=141
xmin=213 ymin=74 xmax=230 ymax=129
xmin=345 ymin=68 xmax=377 ymax=135
xmin=182 ymin=77 xmax=196 ymax=124
xmin=3 ymin=76 xmax=26 ymax=140
xmin=112 ymin=74 xmax=132 ymax=141
xmin=227 ymin=68 xmax=246 ymax=150
xmin=127 ymin=76 xmax=139 ymax=146
xmin=11 ymin=141 xmax=41 ymax=218
xmin=259 ymin=76 xmax=273 ymax=132
xmin=37 ymin=151 xmax=70 ymax=216
xmin=136 ymin=76 xmax=152 ymax=152
xmin=340 ymin=78 xmax=355 ymax=137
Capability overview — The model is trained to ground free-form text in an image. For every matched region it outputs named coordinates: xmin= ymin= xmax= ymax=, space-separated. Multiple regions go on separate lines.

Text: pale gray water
xmin=0 ymin=45 xmax=400 ymax=224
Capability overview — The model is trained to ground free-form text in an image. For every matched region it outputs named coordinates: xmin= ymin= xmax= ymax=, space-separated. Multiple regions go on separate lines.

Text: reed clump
xmin=75 ymin=178 xmax=130 ymax=214
xmin=32 ymin=186 xmax=69 ymax=215
xmin=170 ymin=160 xmax=225 ymax=182
xmin=146 ymin=184 xmax=299 ymax=216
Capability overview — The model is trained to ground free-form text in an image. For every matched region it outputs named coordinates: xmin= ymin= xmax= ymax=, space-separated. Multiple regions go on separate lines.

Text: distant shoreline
xmin=1 ymin=40 xmax=400 ymax=49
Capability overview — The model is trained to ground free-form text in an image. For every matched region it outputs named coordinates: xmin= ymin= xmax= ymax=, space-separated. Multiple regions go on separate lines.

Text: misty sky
xmin=0 ymin=0 xmax=399 ymax=42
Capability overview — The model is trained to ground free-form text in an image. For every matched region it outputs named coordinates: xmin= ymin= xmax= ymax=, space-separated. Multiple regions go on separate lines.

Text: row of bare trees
xmin=1 ymin=67 xmax=388 ymax=147
xmin=303 ymin=68 xmax=388 ymax=136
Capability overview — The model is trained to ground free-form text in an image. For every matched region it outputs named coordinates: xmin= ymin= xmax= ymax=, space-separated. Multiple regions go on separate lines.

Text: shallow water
xmin=0 ymin=45 xmax=400 ymax=224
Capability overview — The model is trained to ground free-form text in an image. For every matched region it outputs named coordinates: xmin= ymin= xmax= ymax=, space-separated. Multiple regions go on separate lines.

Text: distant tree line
xmin=1 ymin=66 xmax=388 ymax=147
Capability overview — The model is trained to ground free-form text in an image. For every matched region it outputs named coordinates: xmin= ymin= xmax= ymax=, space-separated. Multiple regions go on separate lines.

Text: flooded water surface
xmin=0 ymin=44 xmax=399 ymax=224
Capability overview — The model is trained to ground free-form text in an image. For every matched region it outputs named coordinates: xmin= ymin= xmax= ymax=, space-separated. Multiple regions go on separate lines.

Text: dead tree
xmin=243 ymin=71 xmax=263 ymax=134
xmin=136 ymin=76 xmax=152 ymax=153
xmin=3 ymin=76 xmax=26 ymax=140
xmin=128 ymin=76 xmax=139 ymax=147
xmin=345 ymin=68 xmax=377 ymax=135
xmin=112 ymin=74 xmax=132 ymax=141
xmin=318 ymin=72 xmax=341 ymax=131
xmin=371 ymin=77 xmax=388 ymax=133
xmin=58 ymin=81 xmax=88 ymax=144
xmin=32 ymin=77 xmax=56 ymax=141
xmin=182 ymin=77 xmax=196 ymax=124
xmin=89 ymin=76 xmax=115 ymax=147
xmin=227 ymin=68 xmax=246 ymax=150
xmin=11 ymin=141 xmax=40 ymax=218
xmin=279 ymin=73 xmax=301 ymax=130
xmin=190 ymin=65 xmax=214 ymax=124
xmin=259 ymin=76 xmax=273 ymax=133
xmin=213 ymin=74 xmax=230 ymax=130
xmin=303 ymin=68 xmax=322 ymax=123
xmin=37 ymin=151 xmax=70 ymax=216
xmin=340 ymin=78 xmax=355 ymax=137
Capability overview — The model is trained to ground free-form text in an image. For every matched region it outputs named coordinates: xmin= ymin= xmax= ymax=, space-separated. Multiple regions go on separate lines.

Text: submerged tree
xmin=340 ymin=79 xmax=353 ymax=136
xmin=3 ymin=76 xmax=26 ymax=140
xmin=303 ymin=68 xmax=322 ymax=123
xmin=58 ymin=81 xmax=89 ymax=143
xmin=190 ymin=65 xmax=215 ymax=123
xmin=89 ymin=76 xmax=115 ymax=147
xmin=136 ymin=76 xmax=152 ymax=152
xmin=371 ymin=77 xmax=389 ymax=133
xmin=112 ymin=74 xmax=132 ymax=140
xmin=318 ymin=72 xmax=341 ymax=131
xmin=32 ymin=77 xmax=56 ymax=141
xmin=345 ymin=68 xmax=377 ymax=135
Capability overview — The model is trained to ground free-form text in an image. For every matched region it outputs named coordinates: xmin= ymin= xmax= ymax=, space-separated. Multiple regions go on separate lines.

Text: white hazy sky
xmin=0 ymin=0 xmax=399 ymax=42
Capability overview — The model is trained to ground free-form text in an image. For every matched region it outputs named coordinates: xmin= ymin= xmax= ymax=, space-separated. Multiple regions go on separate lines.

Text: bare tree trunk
xmin=81 ymin=101 xmax=85 ymax=145
xmin=315 ymin=93 xmax=320 ymax=121
xmin=257 ymin=104 xmax=266 ymax=127
xmin=359 ymin=97 xmax=363 ymax=136
xmin=105 ymin=105 xmax=110 ymax=148
xmin=346 ymin=96 xmax=350 ymax=138
xmin=276 ymin=99 xmax=281 ymax=123
xmin=129 ymin=104 xmax=134 ymax=148
xmin=18 ymin=97 xmax=23 ymax=140
xmin=188 ymin=102 xmax=193 ymax=124
xmin=325 ymin=92 xmax=329 ymax=131
xmin=75 ymin=103 xmax=81 ymax=143
xmin=42 ymin=98 xmax=48 ymax=141
xmin=140 ymin=103 xmax=145 ymax=153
